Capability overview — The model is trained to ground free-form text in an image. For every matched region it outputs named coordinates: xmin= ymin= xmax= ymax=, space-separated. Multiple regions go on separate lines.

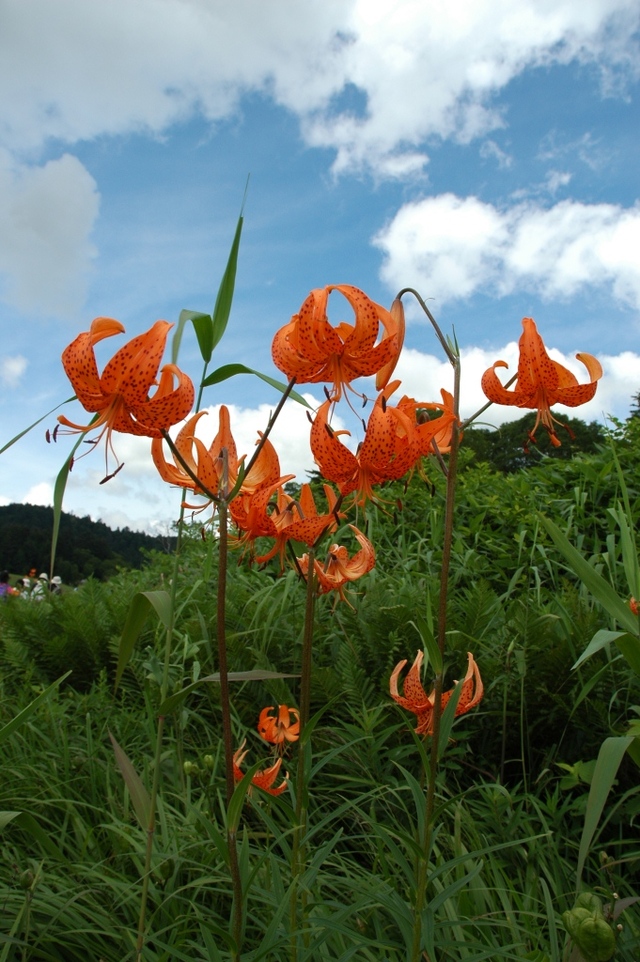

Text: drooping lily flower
xmin=310 ymin=381 xmax=453 ymax=506
xmin=298 ymin=525 xmax=375 ymax=603
xmin=481 ymin=318 xmax=602 ymax=448
xmin=397 ymin=388 xmax=459 ymax=456
xmin=272 ymin=285 xmax=403 ymax=399
xmin=232 ymin=740 xmax=288 ymax=796
xmin=630 ymin=597 xmax=639 ymax=616
xmin=390 ymin=650 xmax=483 ymax=736
xmin=258 ymin=705 xmax=301 ymax=746
xmin=254 ymin=482 xmax=343 ymax=565
xmin=151 ymin=407 xmax=235 ymax=499
xmin=58 ymin=318 xmax=194 ymax=471
xmin=153 ymin=406 xmax=291 ymax=529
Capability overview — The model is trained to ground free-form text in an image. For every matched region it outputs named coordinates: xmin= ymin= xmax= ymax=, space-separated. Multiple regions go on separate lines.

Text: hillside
xmin=0 ymin=503 xmax=174 ymax=584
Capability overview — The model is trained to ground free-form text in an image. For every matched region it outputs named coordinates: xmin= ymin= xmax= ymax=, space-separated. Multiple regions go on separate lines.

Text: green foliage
xmin=464 ymin=412 xmax=605 ymax=473
xmin=2 ymin=419 xmax=640 ymax=959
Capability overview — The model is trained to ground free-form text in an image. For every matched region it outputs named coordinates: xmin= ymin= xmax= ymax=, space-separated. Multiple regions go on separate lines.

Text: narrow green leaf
xmin=573 ymin=629 xmax=640 ymax=678
xmin=410 ymin=614 xmax=442 ymax=674
xmin=539 ymin=515 xmax=639 ymax=634
xmin=158 ymin=669 xmax=300 ymax=715
xmin=114 ymin=590 xmax=172 ymax=691
xmin=0 ymin=811 xmax=65 ymax=860
xmin=227 ymin=760 xmax=263 ymax=833
xmin=109 ymin=732 xmax=152 ymax=831
xmin=610 ymin=502 xmax=640 ymax=600
xmin=200 ymin=363 xmax=312 ymax=407
xmin=0 ymin=671 xmax=71 ymax=746
xmin=171 ymin=309 xmax=213 ymax=365
xmin=50 ymin=427 xmax=95 ymax=578
xmin=573 ymin=629 xmax=627 ymax=669
xmin=576 ymin=735 xmax=632 ymax=886
xmin=210 ymin=214 xmax=243 ymax=353
xmin=437 ymin=675 xmax=464 ymax=762
xmin=0 ymin=396 xmax=76 ymax=456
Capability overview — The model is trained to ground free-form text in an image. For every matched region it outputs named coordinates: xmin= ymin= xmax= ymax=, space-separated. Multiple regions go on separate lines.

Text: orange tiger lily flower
xmin=233 ymin=740 xmax=288 ymax=796
xmin=272 ymin=285 xmax=403 ymax=399
xmin=252 ymin=482 xmax=343 ymax=565
xmin=298 ymin=525 xmax=375 ymax=602
xmin=390 ymin=650 xmax=483 ymax=736
xmin=481 ymin=318 xmax=602 ymax=448
xmin=310 ymin=382 xmax=422 ymax=505
xmin=258 ymin=705 xmax=301 ymax=746
xmin=397 ymin=388 xmax=459 ymax=456
xmin=151 ymin=407 xmax=236 ymax=499
xmin=58 ymin=318 xmax=194 ymax=463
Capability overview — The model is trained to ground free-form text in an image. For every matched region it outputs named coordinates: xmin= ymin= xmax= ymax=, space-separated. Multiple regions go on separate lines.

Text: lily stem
xmin=290 ymin=548 xmax=317 ymax=962
xmin=402 ymin=289 xmax=462 ymax=962
xmin=216 ymin=459 xmax=244 ymax=961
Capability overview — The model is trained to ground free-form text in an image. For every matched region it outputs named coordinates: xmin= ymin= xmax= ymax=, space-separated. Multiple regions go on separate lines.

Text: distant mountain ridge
xmin=0 ymin=503 xmax=174 ymax=584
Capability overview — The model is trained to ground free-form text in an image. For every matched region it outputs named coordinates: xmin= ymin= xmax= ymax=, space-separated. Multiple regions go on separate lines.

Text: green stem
xmin=403 ymin=291 xmax=461 ymax=962
xmin=290 ymin=549 xmax=317 ymax=962
xmin=216 ymin=478 xmax=244 ymax=960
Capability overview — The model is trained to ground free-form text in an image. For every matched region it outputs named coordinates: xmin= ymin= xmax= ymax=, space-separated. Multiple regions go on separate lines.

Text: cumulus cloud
xmin=374 ymin=194 xmax=640 ymax=310
xmin=22 ymin=481 xmax=54 ymax=506
xmin=0 ymin=354 xmax=27 ymax=387
xmin=0 ymin=0 xmax=637 ymax=176
xmin=0 ymin=151 xmax=100 ymax=316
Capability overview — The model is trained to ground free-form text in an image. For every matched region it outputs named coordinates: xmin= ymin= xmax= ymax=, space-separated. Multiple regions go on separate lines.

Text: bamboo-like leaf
xmin=437 ymin=675 xmax=464 ymax=762
xmin=539 ymin=515 xmax=639 ymax=634
xmin=109 ymin=732 xmax=152 ymax=831
xmin=200 ymin=363 xmax=311 ymax=407
xmin=0 ymin=396 xmax=76 ymax=456
xmin=227 ymin=760 xmax=263 ymax=834
xmin=50 ymin=428 xmax=96 ymax=578
xmin=0 ymin=811 xmax=65 ymax=859
xmin=576 ymin=735 xmax=633 ymax=886
xmin=158 ymin=669 xmax=300 ymax=715
xmin=0 ymin=671 xmax=71 ymax=746
xmin=171 ymin=309 xmax=211 ymax=365
xmin=410 ymin=614 xmax=442 ymax=674
xmin=572 ymin=629 xmax=625 ymax=669
xmin=210 ymin=213 xmax=243 ymax=353
xmin=114 ymin=590 xmax=173 ymax=691
xmin=609 ymin=502 xmax=640 ymax=600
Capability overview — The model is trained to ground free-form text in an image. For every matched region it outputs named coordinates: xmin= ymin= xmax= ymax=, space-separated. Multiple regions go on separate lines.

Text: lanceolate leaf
xmin=576 ymin=735 xmax=633 ymax=886
xmin=0 ymin=811 xmax=65 ymax=860
xmin=109 ymin=732 xmax=152 ymax=831
xmin=171 ymin=310 xmax=213 ymax=365
xmin=539 ymin=515 xmax=639 ymax=634
xmin=114 ymin=590 xmax=173 ymax=692
xmin=0 ymin=396 xmax=76 ymax=456
xmin=200 ymin=363 xmax=311 ymax=407
xmin=210 ymin=213 xmax=243 ymax=353
xmin=51 ymin=425 xmax=98 ymax=578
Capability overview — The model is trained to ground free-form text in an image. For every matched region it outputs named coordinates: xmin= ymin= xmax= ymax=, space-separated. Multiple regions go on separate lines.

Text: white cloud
xmin=374 ymin=194 xmax=640 ymax=309
xmin=0 ymin=151 xmax=100 ymax=317
xmin=0 ymin=0 xmax=637 ymax=176
xmin=0 ymin=355 xmax=27 ymax=387
xmin=22 ymin=481 xmax=53 ymax=506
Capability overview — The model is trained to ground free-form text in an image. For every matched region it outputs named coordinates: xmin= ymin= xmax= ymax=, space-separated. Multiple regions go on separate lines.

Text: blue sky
xmin=1 ymin=0 xmax=639 ymax=536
